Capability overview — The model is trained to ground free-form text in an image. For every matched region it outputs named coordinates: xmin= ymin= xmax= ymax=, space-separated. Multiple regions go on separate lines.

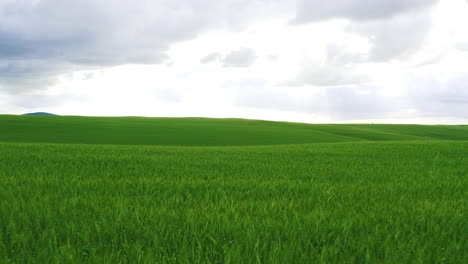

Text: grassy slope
xmin=0 ymin=141 xmax=466 ymax=263
xmin=1 ymin=115 xmax=468 ymax=146
xmin=0 ymin=116 xmax=466 ymax=263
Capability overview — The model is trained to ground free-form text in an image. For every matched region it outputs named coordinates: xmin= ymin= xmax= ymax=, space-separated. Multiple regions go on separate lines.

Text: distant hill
xmin=22 ymin=112 xmax=58 ymax=116
xmin=1 ymin=116 xmax=468 ymax=146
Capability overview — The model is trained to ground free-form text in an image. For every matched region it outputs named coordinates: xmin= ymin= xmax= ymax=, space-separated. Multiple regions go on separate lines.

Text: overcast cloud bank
xmin=1 ymin=0 xmax=467 ymax=123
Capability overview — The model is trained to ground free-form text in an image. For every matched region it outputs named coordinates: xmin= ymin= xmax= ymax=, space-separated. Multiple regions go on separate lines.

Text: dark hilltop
xmin=22 ymin=112 xmax=58 ymax=116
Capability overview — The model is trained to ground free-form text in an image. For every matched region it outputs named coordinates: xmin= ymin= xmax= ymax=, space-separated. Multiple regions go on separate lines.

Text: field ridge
xmin=1 ymin=115 xmax=467 ymax=146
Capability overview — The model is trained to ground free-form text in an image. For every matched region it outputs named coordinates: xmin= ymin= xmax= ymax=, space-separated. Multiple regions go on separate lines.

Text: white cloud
xmin=288 ymin=63 xmax=369 ymax=87
xmin=0 ymin=0 xmax=292 ymax=93
xmin=1 ymin=0 xmax=468 ymax=124
xmin=200 ymin=53 xmax=221 ymax=64
xmin=456 ymin=43 xmax=468 ymax=51
xmin=407 ymin=71 xmax=468 ymax=118
xmin=348 ymin=12 xmax=433 ymax=61
xmin=221 ymin=48 xmax=257 ymax=67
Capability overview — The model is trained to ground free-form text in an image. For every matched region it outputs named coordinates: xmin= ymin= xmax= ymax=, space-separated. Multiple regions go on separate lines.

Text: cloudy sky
xmin=1 ymin=0 xmax=468 ymax=124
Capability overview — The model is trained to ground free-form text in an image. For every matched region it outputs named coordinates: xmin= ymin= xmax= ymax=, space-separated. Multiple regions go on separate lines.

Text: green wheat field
xmin=0 ymin=115 xmax=466 ymax=263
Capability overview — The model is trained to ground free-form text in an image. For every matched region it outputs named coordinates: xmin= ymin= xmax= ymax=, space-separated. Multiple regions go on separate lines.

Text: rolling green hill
xmin=0 ymin=115 xmax=466 ymax=263
xmin=1 ymin=115 xmax=467 ymax=146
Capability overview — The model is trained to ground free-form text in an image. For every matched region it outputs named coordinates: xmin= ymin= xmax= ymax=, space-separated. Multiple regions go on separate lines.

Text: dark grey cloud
xmin=0 ymin=0 xmax=289 ymax=93
xmin=0 ymin=60 xmax=72 ymax=94
xmin=221 ymin=48 xmax=257 ymax=67
xmin=294 ymin=0 xmax=439 ymax=23
xmin=0 ymin=31 xmax=32 ymax=58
